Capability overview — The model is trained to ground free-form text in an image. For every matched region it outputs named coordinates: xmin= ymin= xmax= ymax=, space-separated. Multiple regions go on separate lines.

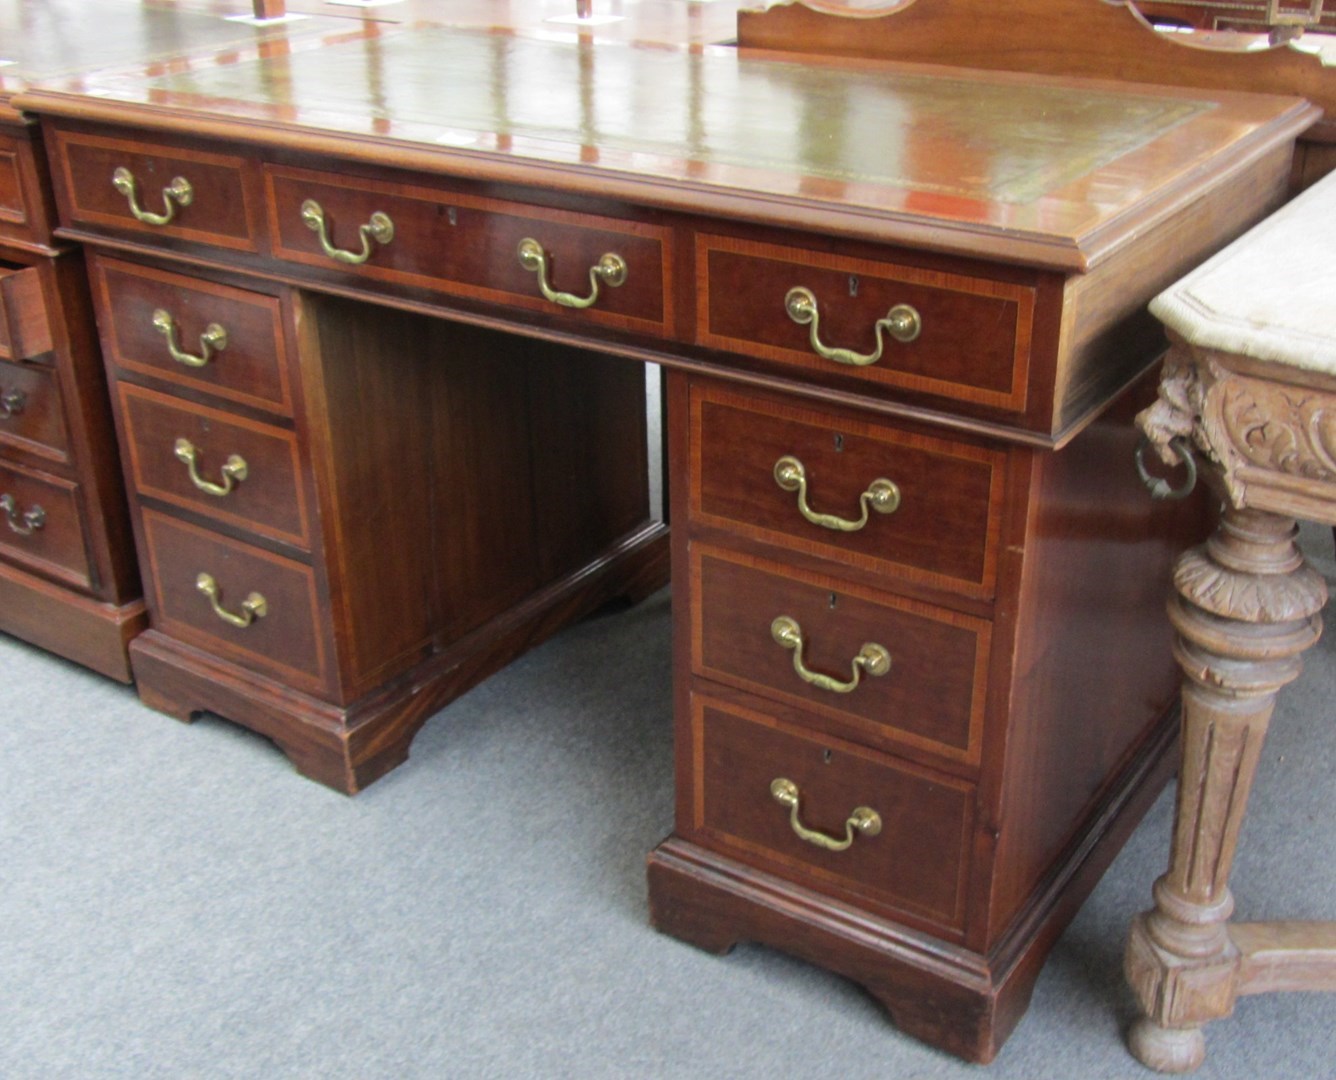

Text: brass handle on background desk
xmin=0 ymin=389 xmax=25 ymax=419
xmin=174 ymin=438 xmax=248 ymax=497
xmin=784 ymin=286 xmax=920 ymax=367
xmin=773 ymin=455 xmax=900 ymax=531
xmin=516 ymin=238 xmax=627 ymax=309
xmin=196 ymin=572 xmax=267 ymax=629
xmin=112 ymin=167 xmax=193 ymax=226
xmin=770 ymin=615 xmax=891 ymax=694
xmin=300 ymin=199 xmax=395 ymax=265
xmin=153 ymin=309 xmax=228 ymax=369
xmin=0 ymin=493 xmax=45 ymax=535
xmin=770 ymin=778 xmax=882 ymax=852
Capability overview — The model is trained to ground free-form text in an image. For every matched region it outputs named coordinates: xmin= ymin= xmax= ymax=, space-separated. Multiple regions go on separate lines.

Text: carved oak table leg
xmin=1125 ymin=507 xmax=1325 ymax=1071
xmin=1127 ymin=167 xmax=1336 ymax=1072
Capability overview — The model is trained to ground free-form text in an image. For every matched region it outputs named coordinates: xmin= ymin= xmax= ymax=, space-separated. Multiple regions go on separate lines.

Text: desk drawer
xmin=688 ymin=690 xmax=973 ymax=931
xmin=91 ymin=257 xmax=293 ymax=416
xmin=0 ymin=129 xmax=54 ymax=247
xmin=693 ymin=545 xmax=988 ymax=766
xmin=0 ymin=460 xmax=91 ymax=588
xmin=0 ymin=264 xmax=53 ymax=362
xmin=118 ymin=383 xmax=309 ymax=550
xmin=140 ymin=508 xmax=328 ymax=693
xmin=49 ymin=128 xmax=260 ymax=252
xmin=697 ymin=235 xmax=1034 ymax=413
xmin=266 ymin=165 xmax=671 ymax=335
xmin=690 ymin=382 xmax=1005 ymax=598
xmin=0 ymin=362 xmax=70 ymax=462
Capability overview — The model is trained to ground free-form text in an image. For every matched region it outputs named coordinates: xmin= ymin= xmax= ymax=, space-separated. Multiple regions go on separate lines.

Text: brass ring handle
xmin=0 ymin=389 xmax=26 ymax=419
xmin=770 ymin=615 xmax=891 ymax=694
xmin=0 ymin=493 xmax=46 ymax=535
xmin=784 ymin=286 xmax=920 ymax=367
xmin=111 ymin=166 xmax=193 ymax=226
xmin=174 ymin=438 xmax=248 ymax=497
xmin=516 ymin=238 xmax=627 ymax=310
xmin=1134 ymin=435 xmax=1198 ymax=501
xmin=152 ymin=309 xmax=228 ymax=368
xmin=773 ymin=455 xmax=900 ymax=531
xmin=300 ymin=199 xmax=395 ymax=265
xmin=195 ymin=572 xmax=267 ymax=629
xmin=769 ymin=778 xmax=882 ymax=852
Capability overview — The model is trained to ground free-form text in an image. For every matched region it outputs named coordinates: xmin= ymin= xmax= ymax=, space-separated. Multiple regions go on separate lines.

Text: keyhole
xmin=446 ymin=207 xmax=458 ymax=226
xmin=823 ymin=749 xmax=834 ymax=764
xmin=848 ymin=275 xmax=860 ymax=297
xmin=833 ymin=433 xmax=844 ymax=452
xmin=828 ymin=592 xmax=838 ymax=610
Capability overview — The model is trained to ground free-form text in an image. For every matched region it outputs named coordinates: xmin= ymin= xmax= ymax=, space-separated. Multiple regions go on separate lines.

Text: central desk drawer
xmin=140 ymin=508 xmax=329 ymax=694
xmin=688 ymin=691 xmax=973 ymax=932
xmin=118 ymin=383 xmax=309 ymax=550
xmin=693 ymin=545 xmax=988 ymax=766
xmin=697 ymin=234 xmax=1034 ymax=413
xmin=49 ymin=128 xmax=261 ymax=251
xmin=265 ymin=165 xmax=671 ymax=335
xmin=0 ymin=459 xmax=91 ymax=589
xmin=91 ymin=257 xmax=293 ymax=416
xmin=690 ymin=382 xmax=1005 ymax=598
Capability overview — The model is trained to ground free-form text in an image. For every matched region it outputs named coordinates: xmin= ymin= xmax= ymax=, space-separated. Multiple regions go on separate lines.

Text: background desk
xmin=14 ymin=9 xmax=1318 ymax=1062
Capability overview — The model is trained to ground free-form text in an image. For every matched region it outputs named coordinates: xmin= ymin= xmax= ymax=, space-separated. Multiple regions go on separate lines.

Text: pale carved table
xmin=1128 ymin=167 xmax=1336 ymax=1072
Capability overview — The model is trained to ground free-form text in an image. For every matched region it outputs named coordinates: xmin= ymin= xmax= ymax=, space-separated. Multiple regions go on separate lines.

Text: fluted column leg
xmin=1125 ymin=507 xmax=1326 ymax=1072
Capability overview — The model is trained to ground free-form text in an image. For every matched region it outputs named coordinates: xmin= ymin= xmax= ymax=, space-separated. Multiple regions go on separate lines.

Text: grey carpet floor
xmin=4 ymin=528 xmax=1336 ymax=1079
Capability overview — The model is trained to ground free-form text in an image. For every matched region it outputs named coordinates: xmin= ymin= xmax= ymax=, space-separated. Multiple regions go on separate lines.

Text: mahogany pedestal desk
xmin=14 ymin=16 xmax=1317 ymax=1062
xmin=1129 ymin=169 xmax=1336 ymax=1073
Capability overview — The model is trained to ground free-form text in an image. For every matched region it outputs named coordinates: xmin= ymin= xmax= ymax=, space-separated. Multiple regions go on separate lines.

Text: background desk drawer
xmin=119 ymin=383 xmax=308 ymax=550
xmin=0 ymin=362 xmax=69 ymax=462
xmin=140 ymin=509 xmax=328 ymax=693
xmin=0 ymin=264 xmax=53 ymax=362
xmin=49 ymin=128 xmax=260 ymax=252
xmin=690 ymin=382 xmax=1005 ymax=598
xmin=91 ymin=257 xmax=292 ymax=416
xmin=697 ymin=234 xmax=1033 ymax=413
xmin=266 ymin=166 xmax=671 ymax=335
xmin=693 ymin=545 xmax=988 ymax=766
xmin=0 ymin=460 xmax=90 ymax=588
xmin=688 ymin=690 xmax=973 ymax=931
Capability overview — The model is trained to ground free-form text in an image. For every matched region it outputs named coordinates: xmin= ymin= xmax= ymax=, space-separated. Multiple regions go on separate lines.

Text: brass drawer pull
xmin=174 ymin=438 xmax=248 ymax=497
xmin=153 ymin=309 xmax=228 ymax=369
xmin=770 ymin=615 xmax=891 ymax=694
xmin=784 ymin=286 xmax=920 ymax=367
xmin=0 ymin=493 xmax=45 ymax=535
xmin=516 ymin=238 xmax=627 ymax=310
xmin=300 ymin=199 xmax=395 ymax=265
xmin=196 ymin=572 xmax=267 ymax=628
xmin=111 ymin=167 xmax=193 ymax=226
xmin=770 ymin=777 xmax=882 ymax=852
xmin=0 ymin=389 xmax=25 ymax=419
xmin=773 ymin=455 xmax=900 ymax=531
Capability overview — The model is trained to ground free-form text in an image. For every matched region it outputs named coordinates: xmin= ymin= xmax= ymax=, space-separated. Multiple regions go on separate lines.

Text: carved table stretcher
xmin=1130 ymin=166 xmax=1336 ymax=1072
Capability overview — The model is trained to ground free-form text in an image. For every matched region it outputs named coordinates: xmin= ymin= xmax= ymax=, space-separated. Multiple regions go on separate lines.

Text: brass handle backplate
xmin=773 ymin=455 xmax=899 ymax=531
xmin=0 ymin=492 xmax=45 ymax=535
xmin=175 ymin=438 xmax=248 ymax=497
xmin=770 ymin=615 xmax=891 ymax=694
xmin=0 ymin=389 xmax=26 ymax=419
xmin=516 ymin=237 xmax=627 ymax=309
xmin=301 ymin=199 xmax=395 ymax=265
xmin=784 ymin=286 xmax=920 ymax=367
xmin=153 ymin=309 xmax=228 ymax=368
xmin=770 ymin=777 xmax=882 ymax=852
xmin=112 ymin=166 xmax=193 ymax=226
xmin=196 ymin=572 xmax=267 ymax=628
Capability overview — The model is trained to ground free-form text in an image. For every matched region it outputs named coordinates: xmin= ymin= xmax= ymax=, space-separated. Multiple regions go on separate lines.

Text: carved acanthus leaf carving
xmin=1173 ymin=547 xmax=1327 ymax=623
xmin=1210 ymin=375 xmax=1336 ymax=483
